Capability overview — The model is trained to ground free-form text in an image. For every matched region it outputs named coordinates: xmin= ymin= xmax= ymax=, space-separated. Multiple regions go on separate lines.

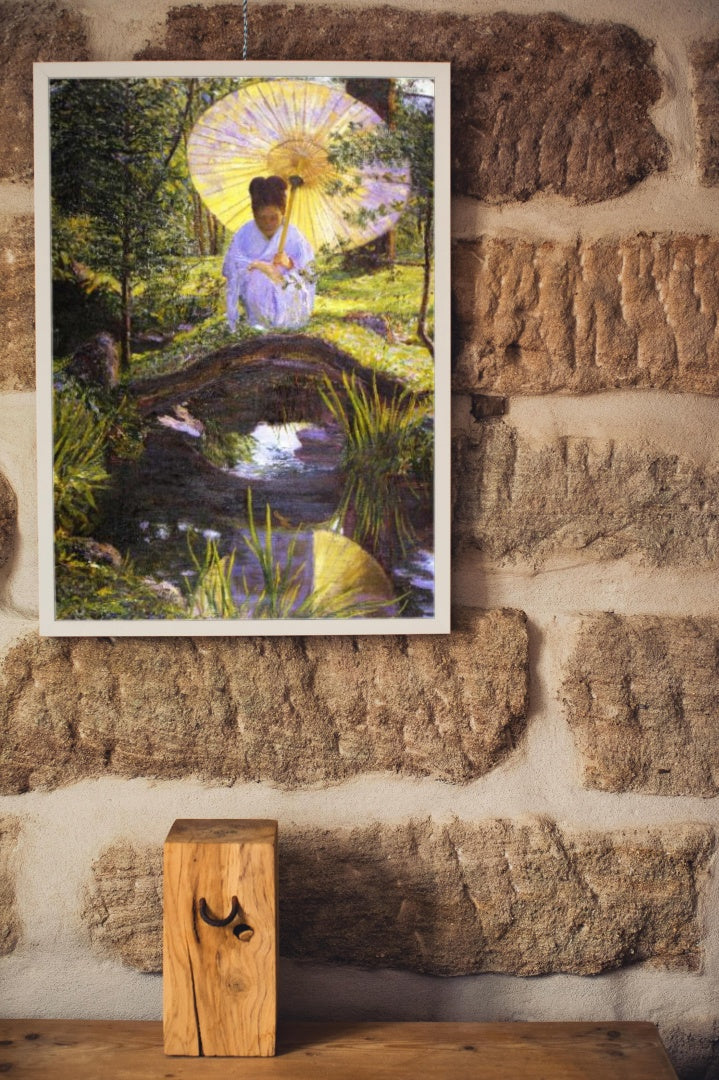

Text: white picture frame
xmin=34 ymin=60 xmax=451 ymax=636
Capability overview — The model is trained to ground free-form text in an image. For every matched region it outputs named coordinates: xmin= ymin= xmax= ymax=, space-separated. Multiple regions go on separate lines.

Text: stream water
xmin=104 ymin=417 xmax=435 ymax=619
xmin=229 ymin=421 xmax=339 ymax=481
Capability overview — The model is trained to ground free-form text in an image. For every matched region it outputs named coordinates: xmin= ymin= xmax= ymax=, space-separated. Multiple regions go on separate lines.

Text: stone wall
xmin=1 ymin=1 xmax=719 ymax=1077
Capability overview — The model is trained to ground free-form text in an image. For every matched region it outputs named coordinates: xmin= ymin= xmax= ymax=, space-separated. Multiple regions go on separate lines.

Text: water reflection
xmin=108 ymin=417 xmax=434 ymax=619
xmin=394 ymin=548 xmax=435 ymax=618
xmin=229 ymin=421 xmax=339 ymax=480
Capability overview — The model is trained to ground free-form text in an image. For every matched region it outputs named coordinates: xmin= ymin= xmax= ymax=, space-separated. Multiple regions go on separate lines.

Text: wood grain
xmin=0 ymin=1020 xmax=679 ymax=1078
xmin=163 ymin=818 xmax=277 ymax=1056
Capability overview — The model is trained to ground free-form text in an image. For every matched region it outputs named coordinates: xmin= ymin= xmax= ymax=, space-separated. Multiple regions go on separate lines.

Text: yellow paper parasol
xmin=187 ymin=79 xmax=410 ymax=253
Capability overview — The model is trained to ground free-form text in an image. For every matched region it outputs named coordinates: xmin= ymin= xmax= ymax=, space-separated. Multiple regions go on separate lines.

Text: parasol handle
xmin=277 ymin=175 xmax=304 ymax=257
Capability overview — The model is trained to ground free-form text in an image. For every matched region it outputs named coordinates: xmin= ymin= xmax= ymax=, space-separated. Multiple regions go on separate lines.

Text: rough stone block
xmin=84 ymin=818 xmax=714 ymax=976
xmin=140 ymin=6 xmax=668 ymax=205
xmin=82 ymin=841 xmax=160 ymax=973
xmin=453 ymin=236 xmax=719 ymax=395
xmin=0 ymin=609 xmax=528 ymax=794
xmin=0 ymin=817 xmax=20 ymax=956
xmin=0 ymin=216 xmax=35 ymax=391
xmin=564 ymin=615 xmax=719 ymax=796
xmin=0 ymin=465 xmax=16 ymax=573
xmin=691 ymin=39 xmax=719 ymax=187
xmin=453 ymin=423 xmax=719 ymax=568
xmin=0 ymin=2 xmax=88 ymax=181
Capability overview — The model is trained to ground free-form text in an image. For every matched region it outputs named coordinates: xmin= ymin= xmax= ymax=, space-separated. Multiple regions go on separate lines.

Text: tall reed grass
xmin=319 ymin=373 xmax=432 ymax=565
xmin=184 ymin=490 xmax=398 ymax=620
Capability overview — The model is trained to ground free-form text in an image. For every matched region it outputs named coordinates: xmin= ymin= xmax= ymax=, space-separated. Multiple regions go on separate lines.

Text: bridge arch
xmin=132 ymin=334 xmax=419 ymax=427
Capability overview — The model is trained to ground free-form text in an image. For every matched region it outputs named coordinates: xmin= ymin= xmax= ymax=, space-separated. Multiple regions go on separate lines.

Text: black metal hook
xmin=198 ymin=895 xmax=240 ymax=927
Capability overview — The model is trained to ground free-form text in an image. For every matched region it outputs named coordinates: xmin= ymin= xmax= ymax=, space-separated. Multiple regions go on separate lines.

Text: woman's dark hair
xmin=249 ymin=175 xmax=287 ymax=214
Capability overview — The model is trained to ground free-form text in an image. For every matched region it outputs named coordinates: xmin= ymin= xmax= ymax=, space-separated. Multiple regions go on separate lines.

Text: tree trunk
xmin=191 ymin=189 xmax=205 ymax=255
xmin=120 ymin=267 xmax=132 ymax=373
xmin=119 ymin=90 xmax=133 ymax=373
xmin=206 ymin=205 xmax=219 ymax=256
xmin=417 ymin=199 xmax=434 ymax=358
xmin=386 ymin=80 xmax=398 ymax=265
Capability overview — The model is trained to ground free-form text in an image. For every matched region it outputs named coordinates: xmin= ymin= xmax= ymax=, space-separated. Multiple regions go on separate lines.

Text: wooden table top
xmin=0 ymin=1019 xmax=679 ymax=1078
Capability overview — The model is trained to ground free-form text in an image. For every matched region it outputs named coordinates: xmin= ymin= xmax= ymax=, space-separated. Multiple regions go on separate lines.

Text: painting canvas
xmin=34 ymin=61 xmax=450 ymax=635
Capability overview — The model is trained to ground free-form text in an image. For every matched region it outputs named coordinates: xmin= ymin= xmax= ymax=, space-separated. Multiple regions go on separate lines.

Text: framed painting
xmin=34 ymin=61 xmax=450 ymax=635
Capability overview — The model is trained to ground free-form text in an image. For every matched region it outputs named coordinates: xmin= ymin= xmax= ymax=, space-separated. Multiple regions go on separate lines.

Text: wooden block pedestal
xmin=163 ymin=818 xmax=278 ymax=1057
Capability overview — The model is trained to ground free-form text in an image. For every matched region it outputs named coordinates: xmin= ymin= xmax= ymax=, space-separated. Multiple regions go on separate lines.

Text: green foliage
xmin=53 ymin=388 xmax=145 ymax=536
xmin=201 ymin=421 xmax=257 ymax=470
xmin=53 ymin=251 xmax=121 ymax=298
xmin=103 ymin=393 xmax=146 ymax=462
xmin=133 ymin=257 xmax=224 ymax=333
xmin=51 ymin=77 xmax=198 ymax=366
xmin=326 ymin=81 xmax=435 ymax=352
xmin=319 ymin=374 xmax=433 ymax=563
xmin=51 ymin=78 xmax=191 ymax=265
xmin=51 ymin=214 xmax=123 ymax=354
xmin=53 ymin=395 xmax=112 ymax=535
xmin=55 ymin=543 xmax=185 ymax=620
xmin=328 ymin=83 xmax=434 ymax=208
xmin=128 ymin=312 xmax=250 ymax=379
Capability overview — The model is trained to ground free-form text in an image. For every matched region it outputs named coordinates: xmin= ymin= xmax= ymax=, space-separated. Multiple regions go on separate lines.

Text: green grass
xmin=55 ymin=550 xmax=186 ymax=620
xmin=313 ymin=317 xmax=433 ymax=390
xmin=127 ymin=312 xmax=249 ymax=380
xmin=132 ymin=255 xmax=223 ymax=326
xmin=124 ymin=256 xmax=434 ymax=391
xmin=315 ymin=262 xmax=430 ymax=319
xmin=312 ymin=262 xmax=434 ymax=390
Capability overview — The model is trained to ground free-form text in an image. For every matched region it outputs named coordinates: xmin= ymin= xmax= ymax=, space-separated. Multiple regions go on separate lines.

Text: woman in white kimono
xmin=222 ymin=175 xmax=316 ymax=332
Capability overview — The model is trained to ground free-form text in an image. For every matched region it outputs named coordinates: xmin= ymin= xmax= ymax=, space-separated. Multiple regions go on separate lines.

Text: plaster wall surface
xmin=2 ymin=0 xmax=719 ymax=1076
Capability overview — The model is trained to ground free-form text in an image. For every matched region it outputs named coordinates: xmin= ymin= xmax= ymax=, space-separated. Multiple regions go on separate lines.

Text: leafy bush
xmin=53 ymin=395 xmax=112 ymax=536
xmin=53 ymin=388 xmax=145 ymax=537
xmin=201 ymin=421 xmax=257 ymax=469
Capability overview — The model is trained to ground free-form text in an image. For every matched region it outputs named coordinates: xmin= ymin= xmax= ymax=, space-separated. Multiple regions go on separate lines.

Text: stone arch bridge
xmin=131 ymin=334 xmax=424 ymax=427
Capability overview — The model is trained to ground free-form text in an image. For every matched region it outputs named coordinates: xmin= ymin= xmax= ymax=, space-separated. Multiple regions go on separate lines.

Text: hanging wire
xmin=243 ymin=0 xmax=248 ymax=60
